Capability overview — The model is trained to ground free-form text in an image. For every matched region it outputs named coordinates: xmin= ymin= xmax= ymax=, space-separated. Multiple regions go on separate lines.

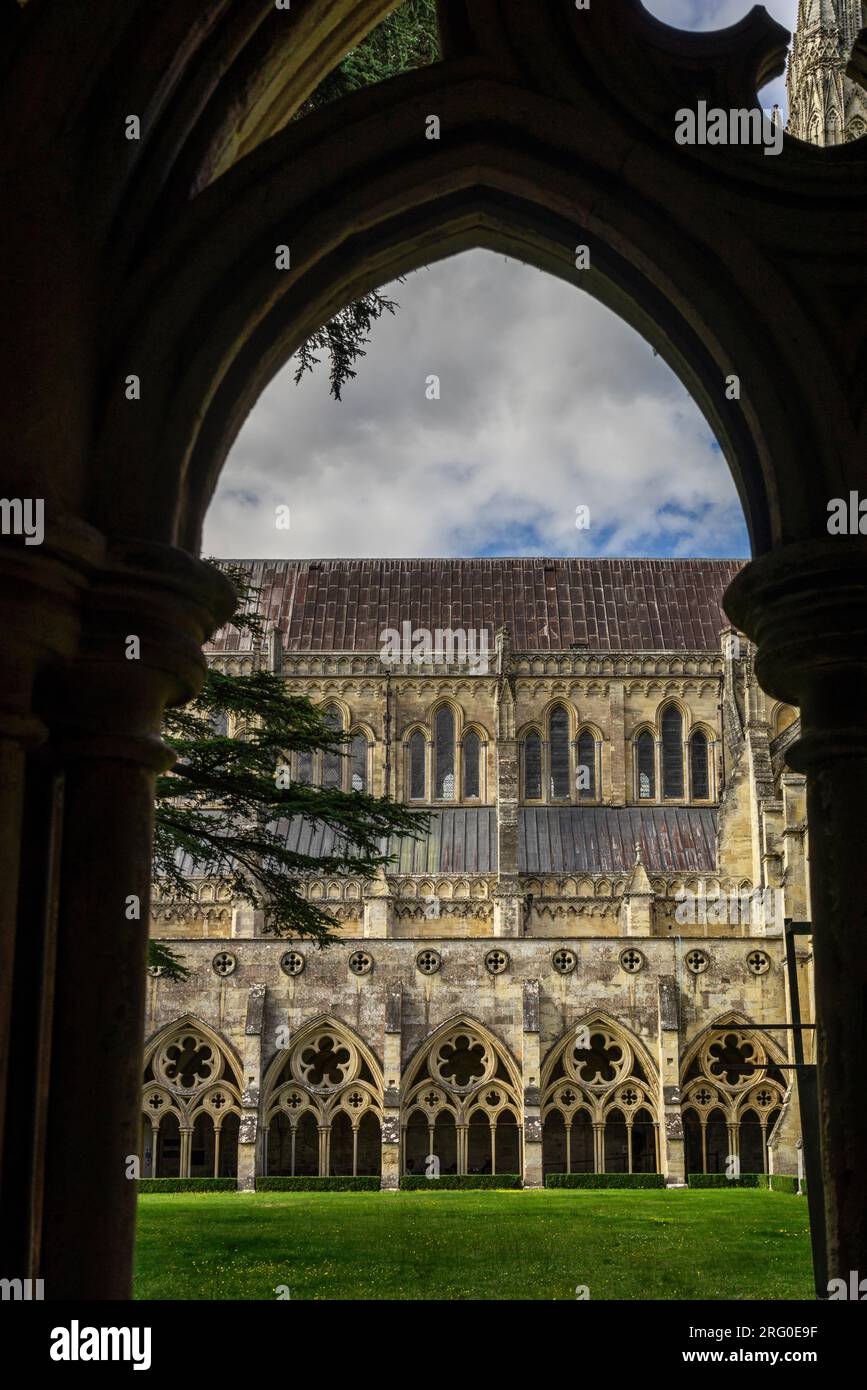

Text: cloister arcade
xmin=141 ymin=1014 xmax=788 ymax=1184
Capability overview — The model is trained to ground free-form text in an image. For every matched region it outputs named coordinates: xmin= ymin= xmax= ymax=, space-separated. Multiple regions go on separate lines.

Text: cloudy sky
xmin=204 ymin=0 xmax=800 ymax=562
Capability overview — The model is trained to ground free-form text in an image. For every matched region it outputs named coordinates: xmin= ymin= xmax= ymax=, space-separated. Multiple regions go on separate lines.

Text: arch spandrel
xmin=82 ymin=0 xmax=866 ymax=556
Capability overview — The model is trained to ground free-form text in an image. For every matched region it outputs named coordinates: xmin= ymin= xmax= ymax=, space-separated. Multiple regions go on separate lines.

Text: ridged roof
xmin=263 ymin=807 xmax=718 ymax=876
xmin=208 ymin=558 xmax=744 ymax=654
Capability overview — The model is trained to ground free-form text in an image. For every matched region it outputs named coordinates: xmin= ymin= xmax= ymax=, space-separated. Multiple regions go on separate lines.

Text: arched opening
xmin=542 ymin=1111 xmax=567 ymax=1177
xmin=321 ymin=705 xmax=344 ymax=789
xmin=569 ymin=1111 xmax=595 ymax=1174
xmin=294 ymin=1112 xmax=319 ymax=1177
xmin=190 ymin=1112 xmax=215 ymax=1178
xmin=433 ymin=1110 xmax=458 ymax=1176
xmin=408 ymin=730 xmax=426 ymax=800
xmin=577 ymin=729 xmax=597 ymax=800
xmin=434 ymin=706 xmax=456 ymax=802
xmin=462 ymin=730 xmax=481 ymax=799
xmin=495 ymin=1111 xmax=520 ymax=1175
xmin=636 ymin=731 xmax=655 ymax=801
xmin=661 ymin=705 xmax=684 ymax=799
xmin=523 ymin=732 xmax=543 ymax=801
xmin=330 ymin=1111 xmax=354 ymax=1175
xmin=218 ymin=1113 xmax=239 ymax=1179
xmin=705 ymin=1110 xmax=730 ymax=1175
xmin=548 ymin=706 xmax=571 ymax=801
xmin=690 ymin=730 xmax=710 ymax=800
xmin=604 ymin=1108 xmax=629 ymax=1173
xmin=467 ymin=1110 xmax=492 ymax=1174
xmin=356 ymin=1112 xmax=382 ymax=1177
xmin=267 ymin=1112 xmax=293 ymax=1177
xmin=155 ymin=1114 xmax=181 ymax=1179
xmin=404 ymin=1112 xmax=430 ymax=1177
xmin=738 ymin=1108 xmax=765 ymax=1175
xmin=350 ymin=732 xmax=369 ymax=792
xmin=631 ymin=1109 xmax=657 ymax=1174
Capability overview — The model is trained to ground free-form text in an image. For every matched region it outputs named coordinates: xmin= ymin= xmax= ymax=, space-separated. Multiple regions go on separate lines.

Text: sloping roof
xmin=519 ymin=806 xmax=717 ymax=875
xmin=207 ymin=558 xmax=744 ymax=654
xmin=269 ymin=806 xmax=717 ymax=876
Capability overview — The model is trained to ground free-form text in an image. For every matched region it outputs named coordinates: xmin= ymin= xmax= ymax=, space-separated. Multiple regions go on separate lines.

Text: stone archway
xmin=1 ymin=0 xmax=866 ymax=1296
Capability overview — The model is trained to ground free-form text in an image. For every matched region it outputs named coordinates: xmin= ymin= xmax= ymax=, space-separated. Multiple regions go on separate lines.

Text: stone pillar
xmin=620 ymin=842 xmax=655 ymax=936
xmin=521 ymin=980 xmax=543 ymax=1187
xmin=232 ymin=902 xmax=264 ymax=937
xmin=725 ymin=538 xmax=867 ymax=1283
xmin=39 ymin=541 xmax=234 ymax=1298
xmin=657 ymin=977 xmax=685 ymax=1185
xmin=0 ymin=522 xmax=95 ymax=1281
xmin=608 ymin=680 xmax=626 ymax=804
xmin=237 ymin=983 xmax=266 ymax=1191
xmin=780 ymin=774 xmax=809 ymax=923
xmin=363 ymin=867 xmax=393 ymax=938
xmin=381 ymin=983 xmax=402 ymax=1189
xmin=493 ymin=661 xmax=524 ymax=936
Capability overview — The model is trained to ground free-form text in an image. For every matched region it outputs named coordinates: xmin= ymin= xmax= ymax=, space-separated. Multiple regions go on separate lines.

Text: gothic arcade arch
xmin=540 ymin=1016 xmax=660 ymax=1176
xmin=141 ymin=1016 xmax=243 ymax=1179
xmin=402 ymin=1015 xmax=522 ymax=1176
xmin=262 ymin=1017 xmax=384 ymax=1177
xmin=680 ymin=1013 xmax=787 ymax=1176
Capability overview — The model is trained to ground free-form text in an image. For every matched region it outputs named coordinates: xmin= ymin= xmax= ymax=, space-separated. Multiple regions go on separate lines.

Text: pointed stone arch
xmin=261 ymin=1015 xmax=384 ymax=1180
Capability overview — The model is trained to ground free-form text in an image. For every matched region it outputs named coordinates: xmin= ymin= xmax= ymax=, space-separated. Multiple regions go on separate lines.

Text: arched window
xmin=295 ymin=748 xmax=313 ymax=784
xmin=690 ymin=731 xmax=709 ymax=800
xmin=350 ymin=733 xmax=368 ymax=793
xmin=577 ymin=730 xmax=597 ymax=800
xmin=408 ymin=730 xmax=425 ymax=800
xmin=321 ymin=706 xmax=343 ymax=789
xmin=636 ymin=731 xmax=655 ymax=799
xmin=462 ymin=730 xmax=481 ymax=799
xmin=549 ymin=705 xmax=570 ymax=800
xmin=524 ymin=732 xmax=542 ymax=800
xmin=435 ymin=707 xmax=455 ymax=801
xmin=661 ymin=705 xmax=684 ymax=798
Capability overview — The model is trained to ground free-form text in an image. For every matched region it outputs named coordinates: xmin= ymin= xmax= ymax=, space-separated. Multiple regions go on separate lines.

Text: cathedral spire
xmin=788 ymin=0 xmax=867 ymax=144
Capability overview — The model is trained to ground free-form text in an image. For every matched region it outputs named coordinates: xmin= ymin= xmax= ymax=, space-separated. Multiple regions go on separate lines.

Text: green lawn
xmin=134 ymin=1189 xmax=813 ymax=1300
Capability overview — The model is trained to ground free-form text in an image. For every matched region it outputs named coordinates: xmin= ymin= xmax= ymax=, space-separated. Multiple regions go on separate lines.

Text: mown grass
xmin=134 ymin=1188 xmax=813 ymax=1300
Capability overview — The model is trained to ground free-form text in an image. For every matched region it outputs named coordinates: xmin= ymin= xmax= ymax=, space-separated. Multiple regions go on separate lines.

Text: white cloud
xmin=205 ymin=252 xmax=748 ymax=560
xmin=205 ymin=1 xmax=807 ymax=562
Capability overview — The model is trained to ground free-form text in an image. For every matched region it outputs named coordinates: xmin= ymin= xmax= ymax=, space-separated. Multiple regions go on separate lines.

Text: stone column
xmin=521 ymin=980 xmax=543 ymax=1187
xmin=608 ymin=680 xmax=626 ymax=804
xmin=237 ymin=983 xmax=266 ymax=1192
xmin=0 ymin=521 xmax=96 ymax=1280
xmin=493 ymin=663 xmax=524 ymax=936
xmin=780 ymin=774 xmax=809 ymax=923
xmin=381 ymin=983 xmax=402 ymax=1188
xmin=657 ymin=976 xmax=685 ymax=1185
xmin=725 ymin=538 xmax=867 ymax=1282
xmin=39 ymin=540 xmax=234 ymax=1298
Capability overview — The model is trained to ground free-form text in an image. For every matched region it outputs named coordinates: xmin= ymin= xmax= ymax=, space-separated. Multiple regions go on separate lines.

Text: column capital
xmin=725 ymin=539 xmax=867 ymax=768
xmin=48 ymin=536 xmax=236 ymax=758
